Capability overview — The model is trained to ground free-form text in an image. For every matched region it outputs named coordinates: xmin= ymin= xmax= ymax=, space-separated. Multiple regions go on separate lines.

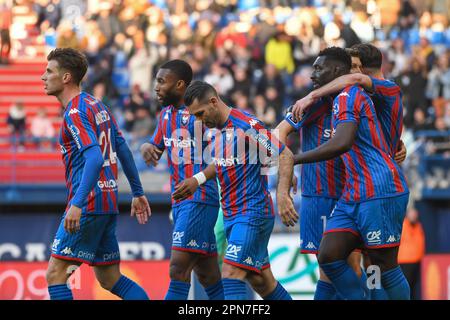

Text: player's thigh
xmin=299 ymin=196 xmax=337 ymax=255
xmin=223 ymin=215 xmax=274 ymax=275
xmin=318 ymin=202 xmax=362 ymax=264
xmin=171 ymin=202 xmax=219 ymax=256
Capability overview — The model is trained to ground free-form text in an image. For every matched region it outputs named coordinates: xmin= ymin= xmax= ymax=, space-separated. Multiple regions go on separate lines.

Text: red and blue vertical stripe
xmin=215 ymin=109 xmax=284 ymax=218
xmin=284 ymin=98 xmax=345 ymax=199
xmin=333 ymin=85 xmax=409 ymax=203
xmin=149 ymin=105 xmax=219 ymax=207
xmin=59 ymin=92 xmax=121 ymax=215
xmin=370 ymin=77 xmax=403 ymax=157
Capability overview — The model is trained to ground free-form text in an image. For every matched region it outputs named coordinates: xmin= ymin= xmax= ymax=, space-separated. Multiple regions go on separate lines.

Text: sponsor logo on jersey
xmin=172 ymin=231 xmax=185 ymax=244
xmin=225 ymin=244 xmax=242 ymax=261
xmin=95 ymin=110 xmax=110 ymax=125
xmin=68 ymin=108 xmax=79 ymax=115
xmin=367 ymin=230 xmax=382 ymax=245
xmin=61 ymin=247 xmax=73 ymax=255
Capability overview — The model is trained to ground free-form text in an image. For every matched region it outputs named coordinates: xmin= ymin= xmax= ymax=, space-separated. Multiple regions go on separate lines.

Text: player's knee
xmin=246 ymin=271 xmax=276 ymax=297
xmin=195 ymin=267 xmax=221 ymax=287
xmin=221 ymin=263 xmax=246 ymax=280
xmin=169 ymin=262 xmax=191 ymax=282
xmin=46 ymin=263 xmax=68 ymax=285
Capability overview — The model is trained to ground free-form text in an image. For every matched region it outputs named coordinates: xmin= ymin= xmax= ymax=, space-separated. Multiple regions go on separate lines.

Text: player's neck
xmin=365 ymin=68 xmax=383 ymax=79
xmin=58 ymin=86 xmax=82 ymax=109
xmin=172 ymin=99 xmax=184 ymax=109
xmin=218 ymin=103 xmax=231 ymax=128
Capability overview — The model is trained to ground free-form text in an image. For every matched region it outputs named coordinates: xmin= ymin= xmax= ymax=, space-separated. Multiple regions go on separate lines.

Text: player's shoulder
xmin=371 ymin=76 xmax=399 ymax=88
xmin=231 ymin=108 xmax=266 ymax=130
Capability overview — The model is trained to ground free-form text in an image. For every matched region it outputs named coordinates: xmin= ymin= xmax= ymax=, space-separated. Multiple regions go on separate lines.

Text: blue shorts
xmin=223 ymin=214 xmax=274 ymax=274
xmin=171 ymin=202 xmax=219 ymax=256
xmin=324 ymin=194 xmax=409 ymax=249
xmin=51 ymin=214 xmax=120 ymax=266
xmin=300 ymin=196 xmax=337 ymax=254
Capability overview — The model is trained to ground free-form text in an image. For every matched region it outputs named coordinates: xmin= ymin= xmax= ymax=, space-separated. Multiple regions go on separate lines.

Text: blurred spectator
xmin=398 ymin=207 xmax=425 ymax=300
xmin=289 ymin=68 xmax=313 ymax=103
xmin=7 ymin=102 xmax=27 ymax=151
xmin=416 ymin=37 xmax=436 ymax=71
xmin=398 ymin=0 xmax=417 ymax=30
xmin=387 ymin=38 xmax=409 ymax=77
xmin=30 ymin=107 xmax=56 ymax=150
xmin=204 ymin=62 xmax=234 ymax=98
xmin=265 ymin=30 xmax=295 ymax=75
xmin=124 ymin=84 xmax=152 ymax=115
xmin=426 ymin=52 xmax=450 ymax=118
xmin=232 ymin=91 xmax=253 ymax=114
xmin=411 ymin=109 xmax=433 ymax=132
xmin=95 ymin=1 xmax=122 ymax=46
xmin=0 ymin=0 xmax=12 ymax=64
xmin=229 ymin=65 xmax=252 ymax=98
xmin=34 ymin=0 xmax=61 ymax=31
xmin=130 ymin=107 xmax=154 ymax=149
xmin=80 ymin=20 xmax=107 ymax=65
xmin=56 ymin=21 xmax=80 ymax=50
xmin=396 ymin=57 xmax=429 ymax=128
xmin=253 ymin=94 xmax=276 ymax=128
xmin=129 ymin=34 xmax=158 ymax=94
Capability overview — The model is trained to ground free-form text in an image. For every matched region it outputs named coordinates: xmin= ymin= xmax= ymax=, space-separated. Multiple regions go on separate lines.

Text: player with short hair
xmin=173 ymin=80 xmax=297 ymax=300
xmin=292 ymin=43 xmax=406 ymax=162
xmin=275 ymin=47 xmax=364 ymax=300
xmin=292 ymin=47 xmax=410 ymax=300
xmin=140 ymin=60 xmax=223 ymax=300
xmin=42 ymin=48 xmax=151 ymax=300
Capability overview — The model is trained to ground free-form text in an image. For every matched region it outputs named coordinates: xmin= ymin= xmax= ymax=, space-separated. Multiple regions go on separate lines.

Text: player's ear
xmin=62 ymin=71 xmax=72 ymax=84
xmin=209 ymin=96 xmax=218 ymax=107
xmin=176 ymin=80 xmax=185 ymax=90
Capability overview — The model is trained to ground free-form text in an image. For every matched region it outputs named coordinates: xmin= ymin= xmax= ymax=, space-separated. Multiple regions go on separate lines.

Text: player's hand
xmin=64 ymin=205 xmax=82 ymax=234
xmin=276 ymin=192 xmax=299 ymax=227
xmin=291 ymin=174 xmax=298 ymax=195
xmin=292 ymin=94 xmax=316 ymax=121
xmin=131 ymin=195 xmax=151 ymax=224
xmin=394 ymin=140 xmax=407 ymax=164
xmin=140 ymin=142 xmax=163 ymax=167
xmin=173 ymin=177 xmax=199 ymax=201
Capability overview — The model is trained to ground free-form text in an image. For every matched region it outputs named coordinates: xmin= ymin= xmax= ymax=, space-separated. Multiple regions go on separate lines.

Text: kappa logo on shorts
xmin=225 ymin=244 xmax=242 ymax=260
xmin=244 ymin=256 xmax=254 ymax=265
xmin=305 ymin=242 xmax=317 ymax=250
xmin=187 ymin=239 xmax=199 ymax=248
xmin=173 ymin=231 xmax=185 ymax=244
xmin=387 ymin=235 xmax=397 ymax=243
xmin=61 ymin=247 xmax=73 ymax=255
xmin=367 ymin=230 xmax=382 ymax=244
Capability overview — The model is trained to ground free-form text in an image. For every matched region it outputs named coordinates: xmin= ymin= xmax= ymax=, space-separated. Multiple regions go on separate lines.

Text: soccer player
xmin=140 ymin=60 xmax=223 ymax=300
xmin=292 ymin=44 xmax=407 ymax=163
xmin=288 ymin=45 xmax=407 ymax=299
xmin=290 ymin=47 xmax=410 ymax=300
xmin=173 ymin=80 xmax=297 ymax=300
xmin=275 ymin=51 xmax=363 ymax=300
xmin=42 ymin=48 xmax=151 ymax=300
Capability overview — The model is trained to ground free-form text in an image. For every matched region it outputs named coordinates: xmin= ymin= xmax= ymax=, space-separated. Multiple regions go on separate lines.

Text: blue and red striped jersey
xmin=333 ymin=85 xmax=409 ymax=203
xmin=285 ymin=97 xmax=345 ymax=199
xmin=212 ymin=109 xmax=285 ymax=218
xmin=370 ymin=77 xmax=403 ymax=157
xmin=59 ymin=92 xmax=122 ymax=215
xmin=150 ymin=105 xmax=219 ymax=207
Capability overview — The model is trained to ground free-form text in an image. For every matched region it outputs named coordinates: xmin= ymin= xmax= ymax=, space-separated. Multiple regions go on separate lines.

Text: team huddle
xmin=41 ymin=44 xmax=410 ymax=300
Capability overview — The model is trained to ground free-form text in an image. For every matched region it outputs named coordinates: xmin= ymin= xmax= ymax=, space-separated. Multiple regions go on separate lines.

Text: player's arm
xmin=140 ymin=111 xmax=165 ymax=166
xmin=294 ymin=122 xmax=357 ymax=164
xmin=172 ymin=163 xmax=216 ymax=201
xmin=65 ymin=145 xmax=104 ymax=234
xmin=292 ymin=74 xmax=373 ymax=120
xmin=274 ymin=119 xmax=299 ymax=194
xmin=276 ymin=146 xmax=299 ymax=227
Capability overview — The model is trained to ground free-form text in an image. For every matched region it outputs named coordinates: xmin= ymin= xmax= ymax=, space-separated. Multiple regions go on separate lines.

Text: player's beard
xmin=160 ymin=91 xmax=181 ymax=107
